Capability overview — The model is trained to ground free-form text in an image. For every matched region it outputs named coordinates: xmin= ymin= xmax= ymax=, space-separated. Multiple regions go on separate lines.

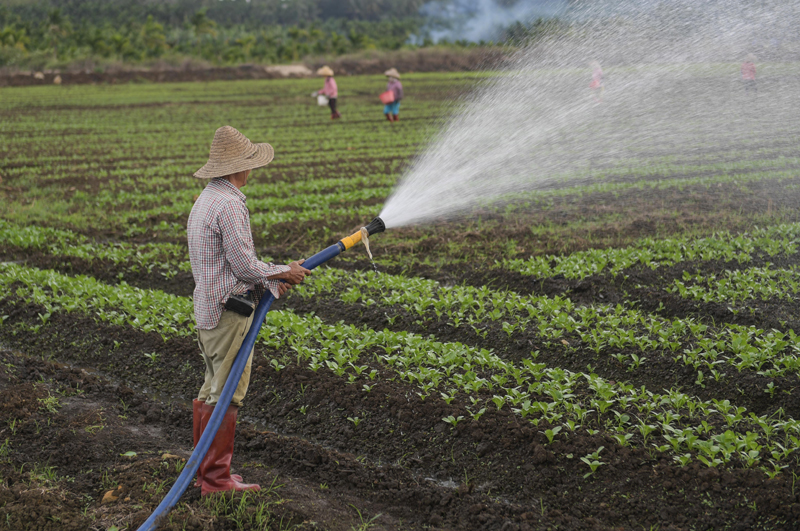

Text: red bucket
xmin=379 ymin=90 xmax=395 ymax=104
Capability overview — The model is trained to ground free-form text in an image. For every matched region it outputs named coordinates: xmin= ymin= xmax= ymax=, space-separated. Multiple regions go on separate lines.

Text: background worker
xmin=315 ymin=66 xmax=340 ymax=119
xmin=741 ymin=53 xmax=757 ymax=93
xmin=589 ymin=61 xmax=604 ymax=102
xmin=383 ymin=68 xmax=403 ymax=122
xmin=188 ymin=125 xmax=311 ymax=496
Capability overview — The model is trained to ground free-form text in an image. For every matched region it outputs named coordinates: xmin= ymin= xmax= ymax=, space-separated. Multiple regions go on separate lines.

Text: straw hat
xmin=317 ymin=66 xmax=334 ymax=77
xmin=384 ymin=68 xmax=400 ymax=79
xmin=745 ymin=53 xmax=756 ymax=62
xmin=194 ymin=126 xmax=274 ymax=179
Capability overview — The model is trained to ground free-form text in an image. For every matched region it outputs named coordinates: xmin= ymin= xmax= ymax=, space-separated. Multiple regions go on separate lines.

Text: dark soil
xmin=2 ymin=238 xmax=800 ymax=531
xmin=0 ymin=49 xmax=505 ymax=88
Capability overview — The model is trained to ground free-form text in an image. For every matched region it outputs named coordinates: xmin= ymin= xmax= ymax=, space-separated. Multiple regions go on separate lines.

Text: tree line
xmin=0 ymin=0 xmax=562 ymax=69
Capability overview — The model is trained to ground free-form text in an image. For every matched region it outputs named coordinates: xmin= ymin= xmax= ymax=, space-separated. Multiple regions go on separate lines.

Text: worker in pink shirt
xmin=315 ymin=66 xmax=340 ymax=119
xmin=741 ymin=54 xmax=756 ymax=93
xmin=589 ymin=61 xmax=604 ymax=102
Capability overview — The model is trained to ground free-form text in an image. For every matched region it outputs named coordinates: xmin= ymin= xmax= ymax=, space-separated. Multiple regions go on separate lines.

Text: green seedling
xmin=442 ymin=415 xmax=464 ymax=427
xmin=580 ymin=447 xmax=605 ymax=478
xmin=541 ymin=426 xmax=561 ymax=444
xmin=38 ymin=392 xmax=60 ymax=414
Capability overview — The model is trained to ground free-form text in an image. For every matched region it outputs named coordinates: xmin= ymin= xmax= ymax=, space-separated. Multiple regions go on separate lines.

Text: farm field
xmin=2 ymin=69 xmax=800 ymax=530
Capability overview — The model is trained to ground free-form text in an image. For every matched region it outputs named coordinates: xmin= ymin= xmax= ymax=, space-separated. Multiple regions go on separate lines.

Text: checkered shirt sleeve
xmin=188 ymin=179 xmax=290 ymax=330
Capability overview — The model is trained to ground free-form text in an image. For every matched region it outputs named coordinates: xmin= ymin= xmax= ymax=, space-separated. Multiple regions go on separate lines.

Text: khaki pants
xmin=197 ymin=310 xmax=254 ymax=407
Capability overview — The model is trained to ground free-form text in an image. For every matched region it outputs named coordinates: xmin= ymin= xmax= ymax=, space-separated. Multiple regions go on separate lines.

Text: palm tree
xmin=142 ymin=15 xmax=167 ymax=57
xmin=234 ymin=34 xmax=256 ymax=59
xmin=191 ymin=9 xmax=217 ymax=38
xmin=46 ymin=9 xmax=71 ymax=59
xmin=0 ymin=26 xmax=29 ymax=51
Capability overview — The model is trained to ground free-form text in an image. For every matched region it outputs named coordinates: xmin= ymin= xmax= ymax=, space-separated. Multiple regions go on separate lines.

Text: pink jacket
xmin=318 ymin=77 xmax=338 ymax=98
xmin=387 ymin=78 xmax=403 ymax=101
xmin=741 ymin=62 xmax=756 ymax=81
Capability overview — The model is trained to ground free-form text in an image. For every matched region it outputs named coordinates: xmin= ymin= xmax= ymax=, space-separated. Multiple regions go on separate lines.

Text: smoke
xmin=420 ymin=0 xmax=568 ymax=43
xmin=419 ymin=0 xmax=796 ymax=45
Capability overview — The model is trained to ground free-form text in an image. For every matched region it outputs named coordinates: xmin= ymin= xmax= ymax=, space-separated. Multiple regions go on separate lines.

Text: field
xmin=2 ymin=69 xmax=800 ymax=531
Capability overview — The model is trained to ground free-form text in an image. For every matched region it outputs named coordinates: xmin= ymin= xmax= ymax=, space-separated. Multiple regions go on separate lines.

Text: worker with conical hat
xmin=315 ymin=66 xmax=340 ymax=119
xmin=383 ymin=68 xmax=403 ymax=123
xmin=188 ymin=125 xmax=311 ymax=495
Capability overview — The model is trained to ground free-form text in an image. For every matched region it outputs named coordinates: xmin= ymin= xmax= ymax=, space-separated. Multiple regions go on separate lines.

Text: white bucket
xmin=317 ymin=94 xmax=329 ymax=106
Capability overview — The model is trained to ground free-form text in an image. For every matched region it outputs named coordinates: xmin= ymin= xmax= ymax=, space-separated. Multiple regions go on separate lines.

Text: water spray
xmin=137 ymin=217 xmax=385 ymax=531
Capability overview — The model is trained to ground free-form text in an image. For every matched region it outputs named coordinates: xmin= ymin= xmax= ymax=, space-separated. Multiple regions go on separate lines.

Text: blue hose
xmin=137 ymin=243 xmax=344 ymax=530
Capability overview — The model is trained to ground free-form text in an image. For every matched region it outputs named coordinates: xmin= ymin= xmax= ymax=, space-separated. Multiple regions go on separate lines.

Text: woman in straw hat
xmin=383 ymin=68 xmax=403 ymax=122
xmin=188 ymin=125 xmax=311 ymax=495
xmin=315 ymin=65 xmax=340 ymax=119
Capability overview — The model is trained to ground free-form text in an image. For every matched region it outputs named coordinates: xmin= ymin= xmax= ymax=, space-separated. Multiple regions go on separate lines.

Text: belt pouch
xmin=224 ymin=294 xmax=255 ymax=317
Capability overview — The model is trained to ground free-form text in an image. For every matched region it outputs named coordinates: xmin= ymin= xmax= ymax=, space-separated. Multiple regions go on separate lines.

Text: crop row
xmin=4 ymin=220 xmax=800 ymax=379
xmin=0 ymin=220 xmax=189 ymax=275
xmin=294 ymin=267 xmax=800 ymax=379
xmin=2 ymin=262 xmax=800 ymax=476
xmin=503 ymin=222 xmax=800 ymax=280
xmin=667 ymin=265 xmax=800 ymax=305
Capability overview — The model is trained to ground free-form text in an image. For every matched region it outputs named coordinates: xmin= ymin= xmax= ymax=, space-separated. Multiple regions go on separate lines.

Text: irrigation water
xmin=380 ymin=0 xmax=800 ymax=229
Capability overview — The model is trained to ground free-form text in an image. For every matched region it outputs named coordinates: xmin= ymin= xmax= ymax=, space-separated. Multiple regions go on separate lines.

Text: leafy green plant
xmin=442 ymin=415 xmax=464 ymax=428
xmin=580 ymin=447 xmax=605 ymax=478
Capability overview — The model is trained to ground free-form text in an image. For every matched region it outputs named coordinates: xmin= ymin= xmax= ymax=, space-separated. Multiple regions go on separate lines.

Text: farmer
xmin=589 ymin=61 xmax=604 ymax=102
xmin=741 ymin=54 xmax=757 ymax=93
xmin=188 ymin=125 xmax=311 ymax=495
xmin=383 ymin=68 xmax=403 ymax=122
xmin=315 ymin=66 xmax=340 ymax=119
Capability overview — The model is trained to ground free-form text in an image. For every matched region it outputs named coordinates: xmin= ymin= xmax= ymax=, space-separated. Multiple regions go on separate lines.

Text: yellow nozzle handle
xmin=340 ymin=230 xmax=363 ymax=250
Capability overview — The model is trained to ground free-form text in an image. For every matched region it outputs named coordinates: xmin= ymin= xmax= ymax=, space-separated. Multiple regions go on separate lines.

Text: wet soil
xmin=2 ymin=297 xmax=799 ymax=531
xmin=4 ymin=226 xmax=800 ymax=530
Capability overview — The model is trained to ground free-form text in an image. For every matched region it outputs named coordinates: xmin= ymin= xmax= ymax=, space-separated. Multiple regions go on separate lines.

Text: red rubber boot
xmin=385 ymin=113 xmax=393 ymax=122
xmin=193 ymin=399 xmax=203 ymax=487
xmin=195 ymin=402 xmax=242 ymax=487
xmin=393 ymin=114 xmax=399 ymax=122
xmin=193 ymin=399 xmax=203 ymax=448
xmin=198 ymin=404 xmax=260 ymax=496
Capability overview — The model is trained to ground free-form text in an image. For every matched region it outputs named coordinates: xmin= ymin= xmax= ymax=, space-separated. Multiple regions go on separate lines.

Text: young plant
xmin=443 ymin=415 xmax=464 ymax=428
xmin=580 ymin=447 xmax=605 ymax=478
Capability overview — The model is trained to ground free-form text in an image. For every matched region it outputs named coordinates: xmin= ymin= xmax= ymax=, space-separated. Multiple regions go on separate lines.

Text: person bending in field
xmin=383 ymin=68 xmax=403 ymax=122
xmin=315 ymin=66 xmax=340 ymax=119
xmin=188 ymin=125 xmax=311 ymax=496
xmin=741 ymin=54 xmax=757 ymax=93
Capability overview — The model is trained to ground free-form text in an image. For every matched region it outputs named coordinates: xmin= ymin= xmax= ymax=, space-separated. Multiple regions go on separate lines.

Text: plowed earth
xmin=2 ymin=232 xmax=800 ymax=530
xmin=3 ymin=73 xmax=800 ymax=531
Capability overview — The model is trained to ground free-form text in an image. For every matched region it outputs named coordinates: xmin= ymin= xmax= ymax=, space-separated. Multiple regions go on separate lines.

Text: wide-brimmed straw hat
xmin=317 ymin=66 xmax=334 ymax=77
xmin=194 ymin=126 xmax=274 ymax=179
xmin=384 ymin=68 xmax=400 ymax=79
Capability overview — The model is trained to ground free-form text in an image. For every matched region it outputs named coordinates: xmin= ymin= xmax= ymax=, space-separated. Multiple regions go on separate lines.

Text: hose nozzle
xmin=364 ymin=216 xmax=386 ymax=235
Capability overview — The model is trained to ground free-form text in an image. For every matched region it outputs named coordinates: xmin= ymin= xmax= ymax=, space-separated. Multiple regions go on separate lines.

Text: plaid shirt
xmin=188 ymin=178 xmax=290 ymax=330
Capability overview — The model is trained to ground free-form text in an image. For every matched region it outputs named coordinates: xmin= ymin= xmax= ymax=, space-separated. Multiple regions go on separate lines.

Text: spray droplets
xmin=380 ymin=1 xmax=800 ymax=229
xmin=360 ymin=226 xmax=379 ymax=273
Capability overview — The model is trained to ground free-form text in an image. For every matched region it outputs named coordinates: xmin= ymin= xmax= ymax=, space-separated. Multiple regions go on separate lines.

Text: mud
xmin=2 ymin=236 xmax=800 ymax=531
